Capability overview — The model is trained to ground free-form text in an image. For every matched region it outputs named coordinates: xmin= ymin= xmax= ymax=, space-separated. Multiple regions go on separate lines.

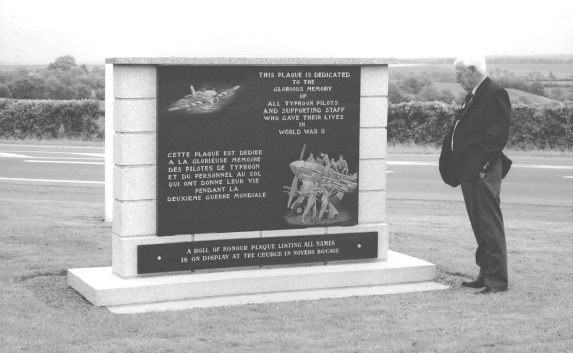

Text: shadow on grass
xmin=18 ymin=271 xmax=106 ymax=314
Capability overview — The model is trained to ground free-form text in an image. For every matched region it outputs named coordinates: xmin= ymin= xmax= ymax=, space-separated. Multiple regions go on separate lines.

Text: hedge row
xmin=0 ymin=99 xmax=571 ymax=149
xmin=0 ymin=99 xmax=104 ymax=139
xmin=388 ymin=102 xmax=573 ymax=150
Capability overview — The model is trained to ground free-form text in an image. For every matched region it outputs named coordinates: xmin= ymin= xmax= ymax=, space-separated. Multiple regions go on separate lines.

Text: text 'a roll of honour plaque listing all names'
xmin=260 ymin=71 xmax=350 ymax=136
xmin=167 ymin=149 xmax=264 ymax=202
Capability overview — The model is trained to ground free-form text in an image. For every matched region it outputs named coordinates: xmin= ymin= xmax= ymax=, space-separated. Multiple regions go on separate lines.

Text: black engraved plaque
xmin=138 ymin=232 xmax=378 ymax=274
xmin=157 ymin=66 xmax=361 ymax=236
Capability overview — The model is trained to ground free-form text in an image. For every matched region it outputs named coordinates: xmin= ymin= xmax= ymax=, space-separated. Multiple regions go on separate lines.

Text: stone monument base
xmin=68 ymin=251 xmax=447 ymax=314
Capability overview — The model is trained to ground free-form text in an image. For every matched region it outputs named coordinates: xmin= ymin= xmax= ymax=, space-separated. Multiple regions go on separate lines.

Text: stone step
xmin=68 ymin=250 xmax=446 ymax=313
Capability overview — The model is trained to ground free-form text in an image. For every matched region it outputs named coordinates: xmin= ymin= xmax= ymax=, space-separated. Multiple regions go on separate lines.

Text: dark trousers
xmin=460 ymin=160 xmax=508 ymax=290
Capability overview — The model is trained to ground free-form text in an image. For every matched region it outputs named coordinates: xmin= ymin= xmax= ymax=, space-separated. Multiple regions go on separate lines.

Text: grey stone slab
xmin=108 ymin=281 xmax=448 ymax=313
xmin=361 ymin=66 xmax=389 ymax=96
xmin=106 ymin=57 xmax=397 ymax=65
xmin=360 ymin=97 xmax=388 ymax=128
xmin=114 ymin=133 xmax=156 ymax=166
xmin=113 ymin=66 xmax=157 ymax=99
xmin=358 ymin=191 xmax=386 ymax=223
xmin=359 ymin=159 xmax=386 ymax=191
xmin=113 ymin=165 xmax=156 ymax=201
xmin=113 ymin=200 xmax=156 ymax=237
xmin=68 ymin=250 xmax=440 ymax=309
xmin=360 ymin=128 xmax=387 ymax=159
xmin=113 ymin=99 xmax=157 ymax=132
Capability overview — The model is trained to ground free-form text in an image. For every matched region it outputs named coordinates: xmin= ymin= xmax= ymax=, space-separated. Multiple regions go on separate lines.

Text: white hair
xmin=454 ymin=54 xmax=487 ymax=75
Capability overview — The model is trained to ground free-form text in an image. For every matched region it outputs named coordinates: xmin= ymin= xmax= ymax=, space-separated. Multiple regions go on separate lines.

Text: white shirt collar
xmin=472 ymin=76 xmax=488 ymax=95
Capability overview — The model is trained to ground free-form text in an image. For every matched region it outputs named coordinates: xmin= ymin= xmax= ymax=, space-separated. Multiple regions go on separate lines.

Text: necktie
xmin=464 ymin=92 xmax=474 ymax=106
xmin=455 ymin=92 xmax=474 ymax=121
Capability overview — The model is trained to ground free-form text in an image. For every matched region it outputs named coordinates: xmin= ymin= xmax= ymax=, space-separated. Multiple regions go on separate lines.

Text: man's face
xmin=455 ymin=63 xmax=476 ymax=92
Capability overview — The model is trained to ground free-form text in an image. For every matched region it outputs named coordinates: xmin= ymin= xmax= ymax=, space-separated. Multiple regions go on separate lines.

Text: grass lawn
xmin=1 ymin=180 xmax=572 ymax=351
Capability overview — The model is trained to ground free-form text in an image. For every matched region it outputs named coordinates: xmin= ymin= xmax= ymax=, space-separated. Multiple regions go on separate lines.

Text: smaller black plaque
xmin=137 ymin=232 xmax=377 ymax=274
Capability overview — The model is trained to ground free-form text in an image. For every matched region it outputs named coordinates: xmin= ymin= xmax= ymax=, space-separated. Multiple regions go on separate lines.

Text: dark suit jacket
xmin=439 ymin=77 xmax=512 ymax=187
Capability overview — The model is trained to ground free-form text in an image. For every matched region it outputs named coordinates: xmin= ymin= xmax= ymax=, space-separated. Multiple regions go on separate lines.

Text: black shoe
xmin=462 ymin=279 xmax=484 ymax=288
xmin=475 ymin=286 xmax=506 ymax=295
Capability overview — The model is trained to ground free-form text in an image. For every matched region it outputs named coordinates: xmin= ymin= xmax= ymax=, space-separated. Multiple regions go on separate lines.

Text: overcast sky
xmin=1 ymin=0 xmax=572 ymax=64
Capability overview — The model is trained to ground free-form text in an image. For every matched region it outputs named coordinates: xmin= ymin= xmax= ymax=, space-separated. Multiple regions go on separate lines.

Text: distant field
xmin=390 ymin=64 xmax=452 ymax=75
xmin=430 ymin=82 xmax=467 ymax=96
xmin=0 ymin=64 xmax=104 ymax=71
xmin=487 ymin=63 xmax=573 ymax=79
xmin=390 ymin=63 xmax=573 ymax=103
xmin=0 ymin=64 xmax=46 ymax=71
xmin=390 ymin=63 xmax=573 ymax=80
xmin=433 ymin=82 xmax=561 ymax=105
xmin=539 ymin=80 xmax=573 ymax=86
xmin=505 ymin=88 xmax=562 ymax=105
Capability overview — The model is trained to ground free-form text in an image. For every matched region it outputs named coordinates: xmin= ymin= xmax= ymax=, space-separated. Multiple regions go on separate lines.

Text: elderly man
xmin=439 ymin=54 xmax=512 ymax=294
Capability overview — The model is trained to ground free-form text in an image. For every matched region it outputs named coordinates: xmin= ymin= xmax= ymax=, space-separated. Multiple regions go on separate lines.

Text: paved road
xmin=0 ymin=144 xmax=105 ymax=203
xmin=0 ymin=144 xmax=571 ymax=207
xmin=387 ymin=154 xmax=573 ymax=207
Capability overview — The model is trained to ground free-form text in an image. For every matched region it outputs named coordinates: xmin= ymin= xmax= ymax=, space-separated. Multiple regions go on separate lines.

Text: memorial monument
xmin=68 ymin=58 xmax=447 ymax=313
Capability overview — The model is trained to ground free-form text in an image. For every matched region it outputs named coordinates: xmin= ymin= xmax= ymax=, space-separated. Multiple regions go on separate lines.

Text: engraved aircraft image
xmin=167 ymin=85 xmax=240 ymax=114
xmin=283 ymin=145 xmax=358 ymax=224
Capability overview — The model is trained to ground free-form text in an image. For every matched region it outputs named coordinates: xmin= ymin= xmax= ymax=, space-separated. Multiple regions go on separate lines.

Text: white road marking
xmin=0 ymin=144 xmax=103 ymax=149
xmin=387 ymin=161 xmax=573 ymax=170
xmin=386 ymin=171 xmax=395 ymax=173
xmin=513 ymin=164 xmax=573 ymax=170
xmin=0 ymin=152 xmax=32 ymax=158
xmin=0 ymin=177 xmax=103 ymax=184
xmin=0 ymin=150 xmax=104 ymax=156
xmin=19 ymin=156 xmax=103 ymax=160
xmin=0 ymin=151 xmax=102 ymax=160
xmin=70 ymin=153 xmax=105 ymax=157
xmin=564 ymin=176 xmax=573 ymax=179
xmin=387 ymin=161 xmax=438 ymax=166
xmin=23 ymin=160 xmax=104 ymax=165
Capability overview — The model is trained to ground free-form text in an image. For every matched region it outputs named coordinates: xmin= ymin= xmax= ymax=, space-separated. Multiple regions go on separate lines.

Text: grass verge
xmin=1 ymin=186 xmax=572 ymax=352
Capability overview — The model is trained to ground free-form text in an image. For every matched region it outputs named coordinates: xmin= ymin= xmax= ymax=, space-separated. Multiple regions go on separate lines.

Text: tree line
xmin=388 ymin=73 xmax=463 ymax=105
xmin=389 ymin=69 xmax=573 ymax=105
xmin=401 ymin=56 xmax=573 ymax=65
xmin=0 ymin=55 xmax=104 ymax=100
xmin=488 ymin=69 xmax=573 ymax=100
